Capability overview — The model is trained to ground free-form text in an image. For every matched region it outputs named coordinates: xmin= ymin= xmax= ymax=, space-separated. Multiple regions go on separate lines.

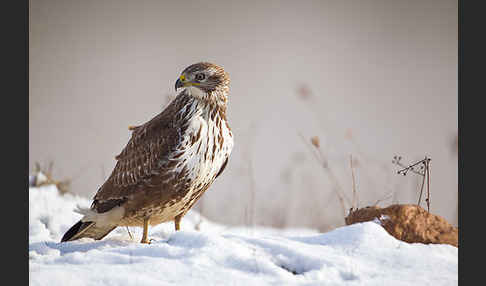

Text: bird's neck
xmin=171 ymin=88 xmax=229 ymax=125
xmin=183 ymin=86 xmax=229 ymax=116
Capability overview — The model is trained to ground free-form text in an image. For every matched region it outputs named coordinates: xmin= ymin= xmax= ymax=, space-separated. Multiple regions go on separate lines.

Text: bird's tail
xmin=61 ymin=204 xmax=124 ymax=242
xmin=61 ymin=220 xmax=117 ymax=242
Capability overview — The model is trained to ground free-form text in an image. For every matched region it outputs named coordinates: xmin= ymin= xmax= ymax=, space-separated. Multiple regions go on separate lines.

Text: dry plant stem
xmin=336 ymin=190 xmax=347 ymax=218
xmin=417 ymin=167 xmax=426 ymax=206
xmin=48 ymin=161 xmax=54 ymax=175
xmin=297 ymin=132 xmax=351 ymax=217
xmin=395 ymin=160 xmax=425 ymax=176
xmin=373 ymin=190 xmax=394 ymax=206
xmin=297 ymin=133 xmax=326 ymax=169
xmin=126 ymin=226 xmax=133 ymax=240
xmin=350 ymin=155 xmax=358 ymax=210
xmin=395 ymin=156 xmax=431 ymax=212
xmin=426 ymin=160 xmax=430 ymax=212
xmin=243 ymin=124 xmax=257 ymax=230
xmin=350 ymin=137 xmax=396 ymax=205
xmin=315 ymin=146 xmax=352 ymax=206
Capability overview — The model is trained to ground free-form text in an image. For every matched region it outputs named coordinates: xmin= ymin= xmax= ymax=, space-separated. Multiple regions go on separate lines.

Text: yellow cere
xmin=180 ymin=75 xmax=186 ymax=81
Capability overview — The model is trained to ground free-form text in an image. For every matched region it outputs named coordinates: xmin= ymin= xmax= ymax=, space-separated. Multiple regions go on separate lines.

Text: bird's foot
xmin=140 ymin=238 xmax=151 ymax=244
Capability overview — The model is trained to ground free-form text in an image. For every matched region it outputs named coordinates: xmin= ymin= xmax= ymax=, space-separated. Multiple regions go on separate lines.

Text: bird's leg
xmin=141 ymin=217 xmax=150 ymax=244
xmin=174 ymin=214 xmax=183 ymax=231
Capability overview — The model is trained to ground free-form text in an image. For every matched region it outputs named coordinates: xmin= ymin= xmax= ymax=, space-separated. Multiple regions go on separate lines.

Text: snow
xmin=29 ymin=185 xmax=457 ymax=286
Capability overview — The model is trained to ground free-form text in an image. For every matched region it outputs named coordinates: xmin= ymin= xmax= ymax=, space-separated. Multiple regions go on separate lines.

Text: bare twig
xmin=31 ymin=161 xmax=93 ymax=195
xmin=48 ymin=161 xmax=54 ymax=175
xmin=242 ymin=122 xmax=257 ymax=229
xmin=31 ymin=161 xmax=71 ymax=194
xmin=126 ymin=227 xmax=133 ymax=240
xmin=350 ymin=154 xmax=358 ymax=211
xmin=417 ymin=169 xmax=426 ymax=206
xmin=393 ymin=156 xmax=426 ymax=176
xmin=426 ymin=159 xmax=431 ymax=212
xmin=334 ymin=189 xmax=347 ymax=218
xmin=346 ymin=131 xmax=399 ymax=206
xmin=298 ymin=132 xmax=351 ymax=218
xmin=298 ymin=133 xmax=327 ymax=168
xmin=373 ymin=190 xmax=395 ymax=206
xmin=393 ymin=156 xmax=432 ymax=212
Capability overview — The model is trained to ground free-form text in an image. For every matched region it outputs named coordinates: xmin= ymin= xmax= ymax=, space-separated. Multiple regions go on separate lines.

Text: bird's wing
xmin=92 ymin=95 xmax=188 ymax=211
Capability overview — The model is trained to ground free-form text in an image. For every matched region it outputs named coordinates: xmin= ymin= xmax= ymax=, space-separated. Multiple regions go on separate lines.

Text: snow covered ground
xmin=29 ymin=184 xmax=457 ymax=286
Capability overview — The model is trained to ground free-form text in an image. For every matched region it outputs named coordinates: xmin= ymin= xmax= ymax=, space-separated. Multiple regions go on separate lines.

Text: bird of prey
xmin=61 ymin=62 xmax=234 ymax=243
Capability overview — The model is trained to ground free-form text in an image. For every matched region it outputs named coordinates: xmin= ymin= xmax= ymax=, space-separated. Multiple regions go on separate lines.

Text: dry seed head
xmin=310 ymin=136 xmax=320 ymax=148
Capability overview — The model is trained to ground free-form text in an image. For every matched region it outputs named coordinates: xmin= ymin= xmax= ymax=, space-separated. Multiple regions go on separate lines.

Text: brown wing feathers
xmin=93 ymin=94 xmax=185 ymax=204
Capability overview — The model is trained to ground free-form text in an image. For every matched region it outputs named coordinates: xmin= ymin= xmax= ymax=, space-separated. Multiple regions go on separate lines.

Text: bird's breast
xmin=167 ymin=105 xmax=233 ymax=189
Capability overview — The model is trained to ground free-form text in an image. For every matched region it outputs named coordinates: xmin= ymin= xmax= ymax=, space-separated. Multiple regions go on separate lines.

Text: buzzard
xmin=61 ymin=62 xmax=233 ymax=243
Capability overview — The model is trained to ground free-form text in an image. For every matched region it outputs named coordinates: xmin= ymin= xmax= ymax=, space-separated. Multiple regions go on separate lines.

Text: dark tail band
xmin=61 ymin=220 xmax=94 ymax=242
xmin=61 ymin=220 xmax=117 ymax=242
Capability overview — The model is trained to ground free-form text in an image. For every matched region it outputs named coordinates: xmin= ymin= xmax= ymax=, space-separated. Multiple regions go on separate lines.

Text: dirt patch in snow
xmin=345 ymin=204 xmax=458 ymax=247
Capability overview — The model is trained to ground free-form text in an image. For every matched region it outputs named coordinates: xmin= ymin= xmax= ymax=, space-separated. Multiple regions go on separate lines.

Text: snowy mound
xmin=29 ymin=186 xmax=457 ymax=286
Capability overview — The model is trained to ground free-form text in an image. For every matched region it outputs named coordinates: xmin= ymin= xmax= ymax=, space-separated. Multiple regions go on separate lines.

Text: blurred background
xmin=29 ymin=0 xmax=458 ymax=231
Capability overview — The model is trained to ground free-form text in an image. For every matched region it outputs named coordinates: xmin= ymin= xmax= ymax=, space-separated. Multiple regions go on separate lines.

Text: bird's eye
xmin=195 ymin=73 xmax=205 ymax=81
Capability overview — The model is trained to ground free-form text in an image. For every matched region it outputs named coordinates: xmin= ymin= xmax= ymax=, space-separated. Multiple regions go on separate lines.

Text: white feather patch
xmin=75 ymin=205 xmax=125 ymax=227
xmin=185 ymin=86 xmax=206 ymax=100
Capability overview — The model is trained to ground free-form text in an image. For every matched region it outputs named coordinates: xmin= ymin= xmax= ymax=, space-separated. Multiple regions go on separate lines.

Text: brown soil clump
xmin=345 ymin=204 xmax=458 ymax=247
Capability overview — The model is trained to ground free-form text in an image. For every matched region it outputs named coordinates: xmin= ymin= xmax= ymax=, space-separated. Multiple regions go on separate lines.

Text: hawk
xmin=61 ymin=62 xmax=233 ymax=243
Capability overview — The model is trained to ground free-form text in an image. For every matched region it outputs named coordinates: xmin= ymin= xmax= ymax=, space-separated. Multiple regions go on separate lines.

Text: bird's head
xmin=175 ymin=62 xmax=230 ymax=99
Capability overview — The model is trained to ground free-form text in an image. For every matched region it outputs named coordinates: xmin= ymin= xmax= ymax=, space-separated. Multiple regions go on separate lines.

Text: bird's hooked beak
xmin=175 ymin=75 xmax=185 ymax=91
xmin=175 ymin=74 xmax=201 ymax=92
